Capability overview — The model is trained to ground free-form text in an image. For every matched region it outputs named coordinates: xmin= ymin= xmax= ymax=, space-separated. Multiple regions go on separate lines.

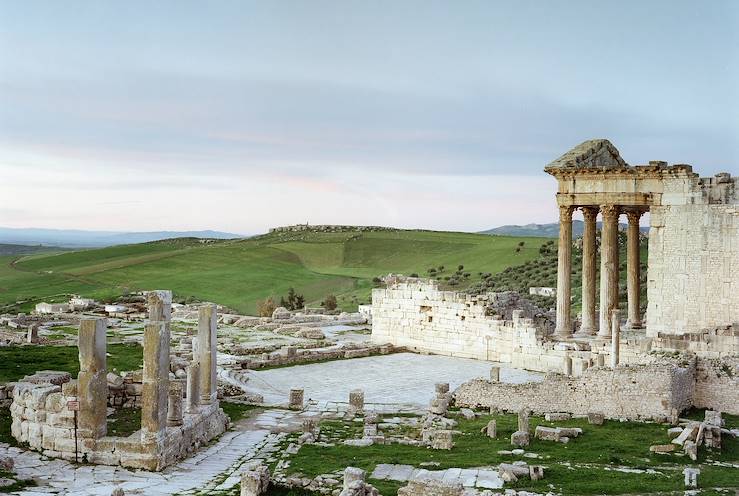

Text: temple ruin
xmin=371 ymin=139 xmax=739 ymax=418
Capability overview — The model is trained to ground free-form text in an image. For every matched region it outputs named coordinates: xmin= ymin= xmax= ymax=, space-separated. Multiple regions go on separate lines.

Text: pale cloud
xmin=0 ymin=1 xmax=736 ymax=233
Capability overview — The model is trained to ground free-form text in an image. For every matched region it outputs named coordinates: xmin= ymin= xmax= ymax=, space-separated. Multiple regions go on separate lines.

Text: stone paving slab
xmin=372 ymin=463 xmax=504 ymax=489
xmin=247 ymin=352 xmax=542 ymax=407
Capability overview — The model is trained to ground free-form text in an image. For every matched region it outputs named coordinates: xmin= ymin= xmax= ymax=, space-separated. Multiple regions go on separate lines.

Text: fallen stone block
xmin=529 ymin=465 xmax=545 ymax=481
xmin=683 ymin=467 xmax=699 ymax=488
xmin=673 ymin=422 xmax=700 ymax=446
xmin=397 ymin=479 xmax=464 ymax=496
xmin=534 ymin=426 xmax=560 ymax=442
xmin=511 ymin=430 xmax=530 ymax=447
xmin=649 ymin=444 xmax=676 ymax=453
xmin=544 ymin=412 xmax=571 ymax=421
xmin=587 ymin=413 xmax=605 ymax=425
xmin=241 ymin=463 xmax=270 ymax=496
xmin=481 ymin=419 xmax=496 ymax=438
xmin=684 ymin=440 xmax=698 ymax=461
xmin=667 ymin=427 xmax=683 ymax=439
xmin=430 ymin=430 xmax=454 ymax=450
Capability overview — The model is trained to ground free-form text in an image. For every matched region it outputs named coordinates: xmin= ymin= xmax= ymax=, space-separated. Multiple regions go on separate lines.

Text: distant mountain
xmin=481 ymin=221 xmax=648 ymax=237
xmin=0 ymin=243 xmax=68 ymax=256
xmin=0 ymin=227 xmax=244 ymax=248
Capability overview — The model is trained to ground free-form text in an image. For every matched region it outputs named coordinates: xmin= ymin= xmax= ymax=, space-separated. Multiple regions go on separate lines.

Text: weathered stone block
xmin=240 ymin=463 xmax=269 ymax=496
xmin=511 ymin=430 xmax=530 ymax=447
xmin=289 ymin=388 xmax=304 ymax=410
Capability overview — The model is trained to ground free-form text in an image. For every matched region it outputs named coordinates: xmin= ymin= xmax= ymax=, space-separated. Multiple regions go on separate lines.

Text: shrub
xmin=322 ymin=294 xmax=338 ymax=311
xmin=410 ymin=273 xmax=419 ymax=278
xmin=256 ymin=297 xmax=276 ymax=317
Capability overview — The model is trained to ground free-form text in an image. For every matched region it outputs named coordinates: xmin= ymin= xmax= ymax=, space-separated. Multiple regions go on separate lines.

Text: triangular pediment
xmin=545 ymin=139 xmax=628 ymax=172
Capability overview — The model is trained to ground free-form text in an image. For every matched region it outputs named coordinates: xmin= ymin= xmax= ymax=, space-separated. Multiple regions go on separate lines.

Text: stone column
xmin=579 ymin=207 xmax=599 ymax=335
xmin=555 ymin=205 xmax=574 ymax=337
xmin=626 ymin=209 xmax=644 ymax=329
xmin=198 ymin=305 xmax=218 ymax=404
xmin=598 ymin=205 xmax=620 ymax=337
xmin=167 ymin=382 xmax=184 ymax=426
xmin=610 ymin=309 xmax=621 ymax=368
xmin=142 ymin=321 xmax=170 ymax=438
xmin=78 ymin=318 xmax=108 ymax=438
xmin=186 ymin=361 xmax=201 ymax=414
xmin=142 ymin=290 xmax=172 ymax=440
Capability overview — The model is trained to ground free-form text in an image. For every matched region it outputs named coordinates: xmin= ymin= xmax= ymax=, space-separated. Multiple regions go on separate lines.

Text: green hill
xmin=0 ymin=230 xmax=551 ymax=314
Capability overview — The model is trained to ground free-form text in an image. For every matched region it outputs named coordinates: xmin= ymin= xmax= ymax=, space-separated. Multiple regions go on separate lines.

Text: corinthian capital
xmin=626 ymin=209 xmax=644 ymax=224
xmin=581 ymin=206 xmax=599 ymax=223
xmin=600 ymin=204 xmax=621 ymax=220
xmin=558 ymin=205 xmax=574 ymax=222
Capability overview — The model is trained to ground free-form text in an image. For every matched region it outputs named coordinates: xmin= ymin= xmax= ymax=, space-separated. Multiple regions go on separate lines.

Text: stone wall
xmin=10 ymin=378 xmax=228 ymax=470
xmin=454 ymin=358 xmax=697 ymax=421
xmin=647 ymin=174 xmax=739 ymax=335
xmin=692 ymin=356 xmax=739 ymax=414
xmin=370 ymin=279 xmax=661 ymax=374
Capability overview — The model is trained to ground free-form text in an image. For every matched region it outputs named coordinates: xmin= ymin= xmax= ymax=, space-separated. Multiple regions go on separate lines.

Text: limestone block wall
xmin=454 ymin=359 xmax=696 ymax=421
xmin=371 ymin=280 xmax=654 ymax=374
xmin=692 ymin=357 xmax=739 ymax=415
xmin=10 ymin=379 xmax=228 ymax=470
xmin=647 ymin=174 xmax=739 ymax=335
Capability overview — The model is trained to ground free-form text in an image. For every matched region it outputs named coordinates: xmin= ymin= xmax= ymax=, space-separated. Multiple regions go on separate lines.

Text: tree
xmin=322 ymin=294 xmax=338 ymax=311
xmin=518 ymin=241 xmax=525 ymax=247
xmin=281 ymin=287 xmax=305 ymax=310
xmin=256 ymin=297 xmax=276 ymax=317
xmin=457 ymin=264 xmax=464 ymax=271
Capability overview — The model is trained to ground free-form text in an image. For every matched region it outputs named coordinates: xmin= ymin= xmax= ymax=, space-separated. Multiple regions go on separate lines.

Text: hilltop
xmin=0 ymin=228 xmax=550 ymax=314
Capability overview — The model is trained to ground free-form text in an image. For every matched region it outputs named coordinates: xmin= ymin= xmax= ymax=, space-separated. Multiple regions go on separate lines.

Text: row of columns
xmin=77 ymin=291 xmax=219 ymax=443
xmin=555 ymin=204 xmax=644 ymax=338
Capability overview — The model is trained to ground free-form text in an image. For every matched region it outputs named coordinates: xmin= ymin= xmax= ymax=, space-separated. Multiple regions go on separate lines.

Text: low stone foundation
xmin=455 ymin=356 xmax=739 ymax=419
xmin=10 ymin=378 xmax=227 ymax=470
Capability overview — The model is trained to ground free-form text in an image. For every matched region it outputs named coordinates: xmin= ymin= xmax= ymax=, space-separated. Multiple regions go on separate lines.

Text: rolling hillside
xmin=0 ymin=230 xmax=550 ymax=314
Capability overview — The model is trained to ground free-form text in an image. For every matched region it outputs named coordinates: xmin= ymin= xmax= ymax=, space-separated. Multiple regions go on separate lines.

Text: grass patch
xmin=220 ymin=402 xmax=262 ymax=423
xmin=107 ymin=407 xmax=141 ymax=437
xmin=284 ymin=412 xmax=739 ymax=495
xmin=0 ymin=343 xmax=143 ymax=383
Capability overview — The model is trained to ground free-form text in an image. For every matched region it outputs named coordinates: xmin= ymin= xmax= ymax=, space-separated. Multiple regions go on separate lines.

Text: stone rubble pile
xmin=668 ymin=410 xmax=728 ymax=461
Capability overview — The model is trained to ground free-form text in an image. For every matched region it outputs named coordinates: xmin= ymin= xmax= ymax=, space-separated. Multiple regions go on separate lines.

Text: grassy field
xmin=0 ymin=230 xmax=549 ymax=314
xmin=0 ymin=343 xmax=143 ymax=383
xmin=283 ymin=411 xmax=739 ymax=495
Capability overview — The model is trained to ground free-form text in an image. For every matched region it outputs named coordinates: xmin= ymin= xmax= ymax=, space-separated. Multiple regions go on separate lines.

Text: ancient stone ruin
xmin=10 ymin=290 xmax=228 ymax=470
xmin=371 ymin=139 xmax=739 ymax=421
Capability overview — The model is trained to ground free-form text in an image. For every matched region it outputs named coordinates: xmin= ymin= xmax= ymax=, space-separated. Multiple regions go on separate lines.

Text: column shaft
xmin=141 ymin=290 xmax=172 ymax=439
xmin=78 ymin=318 xmax=108 ymax=439
xmin=626 ymin=210 xmax=643 ymax=328
xmin=198 ymin=304 xmax=218 ymax=404
xmin=598 ymin=205 xmax=620 ymax=337
xmin=555 ymin=205 xmax=574 ymax=337
xmin=579 ymin=207 xmax=598 ymax=335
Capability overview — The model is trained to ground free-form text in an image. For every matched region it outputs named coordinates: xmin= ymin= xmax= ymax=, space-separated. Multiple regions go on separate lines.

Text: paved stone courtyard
xmin=1 ymin=410 xmax=302 ymax=495
xmin=244 ymin=352 xmax=543 ymax=407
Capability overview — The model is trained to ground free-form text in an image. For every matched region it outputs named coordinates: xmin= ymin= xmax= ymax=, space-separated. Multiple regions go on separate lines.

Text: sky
xmin=1 ymin=1 xmax=737 ymax=234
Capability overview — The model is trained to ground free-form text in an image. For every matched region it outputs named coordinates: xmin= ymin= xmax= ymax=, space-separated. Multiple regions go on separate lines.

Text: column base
xmin=555 ymin=327 xmax=573 ymax=339
xmin=574 ymin=328 xmax=596 ymax=338
xmin=625 ymin=321 xmax=644 ymax=330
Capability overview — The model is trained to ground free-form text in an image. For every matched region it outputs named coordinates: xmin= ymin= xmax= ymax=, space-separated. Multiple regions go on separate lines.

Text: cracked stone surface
xmin=244 ymin=352 xmax=543 ymax=408
xmin=371 ymin=463 xmax=504 ymax=489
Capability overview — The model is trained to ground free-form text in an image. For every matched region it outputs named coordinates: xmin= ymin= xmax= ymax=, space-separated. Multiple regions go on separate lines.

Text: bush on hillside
xmin=322 ymin=294 xmax=338 ymax=311
xmin=256 ymin=297 xmax=276 ymax=317
xmin=279 ymin=287 xmax=305 ymax=311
